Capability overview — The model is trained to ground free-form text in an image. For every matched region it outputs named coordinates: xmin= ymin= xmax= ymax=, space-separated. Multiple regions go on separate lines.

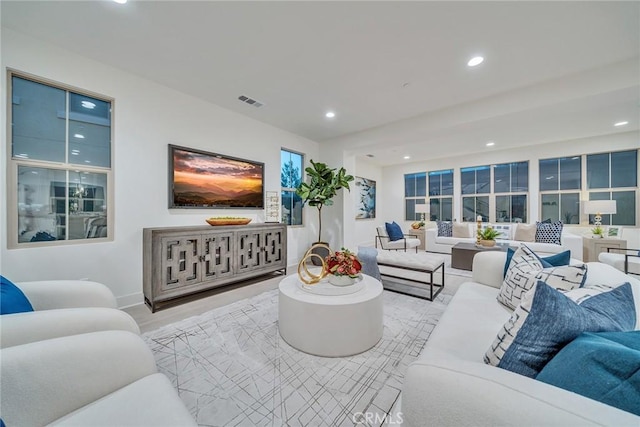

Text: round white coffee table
xmin=278 ymin=273 xmax=384 ymax=357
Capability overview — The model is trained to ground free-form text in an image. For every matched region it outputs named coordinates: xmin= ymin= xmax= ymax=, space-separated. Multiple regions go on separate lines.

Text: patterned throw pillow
xmin=499 ymin=245 xmax=586 ymax=310
xmin=436 ymin=221 xmax=452 ymax=237
xmin=484 ymin=282 xmax=636 ymax=378
xmin=535 ymin=220 xmax=563 ymax=244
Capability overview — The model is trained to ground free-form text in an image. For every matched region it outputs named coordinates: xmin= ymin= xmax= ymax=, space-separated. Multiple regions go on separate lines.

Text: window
xmin=9 ymin=72 xmax=112 ymax=246
xmin=586 ymin=150 xmax=637 ymax=226
xmin=494 ymin=161 xmax=528 ymax=223
xmin=428 ymin=169 xmax=453 ymax=221
xmin=280 ymin=149 xmax=303 ymax=226
xmin=404 ymin=172 xmax=426 ymax=221
xmin=539 ymin=156 xmax=581 ymax=224
xmin=461 ymin=165 xmax=490 ymax=221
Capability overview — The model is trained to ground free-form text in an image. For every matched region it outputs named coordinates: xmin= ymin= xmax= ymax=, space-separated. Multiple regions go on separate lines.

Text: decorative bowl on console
xmin=205 ymin=217 xmax=251 ymax=226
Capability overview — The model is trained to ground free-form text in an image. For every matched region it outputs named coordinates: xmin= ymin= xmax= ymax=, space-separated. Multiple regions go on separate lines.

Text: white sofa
xmin=1 ymin=330 xmax=196 ymax=426
xmin=1 ymin=280 xmax=140 ymax=348
xmin=425 ymin=222 xmax=583 ymax=260
xmin=401 ymin=251 xmax=640 ymax=426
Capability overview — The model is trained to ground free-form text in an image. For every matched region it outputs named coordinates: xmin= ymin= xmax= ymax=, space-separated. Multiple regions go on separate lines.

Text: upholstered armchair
xmin=1 ymin=278 xmax=139 ymax=348
xmin=599 ymin=248 xmax=640 ymax=276
xmin=375 ymin=226 xmax=420 ymax=252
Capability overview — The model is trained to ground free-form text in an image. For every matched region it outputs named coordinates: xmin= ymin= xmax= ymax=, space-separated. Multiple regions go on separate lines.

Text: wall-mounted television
xmin=169 ymin=144 xmax=264 ymax=209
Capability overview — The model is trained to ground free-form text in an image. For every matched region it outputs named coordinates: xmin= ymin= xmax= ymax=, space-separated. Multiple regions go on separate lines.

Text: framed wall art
xmin=355 ymin=176 xmax=376 ymax=219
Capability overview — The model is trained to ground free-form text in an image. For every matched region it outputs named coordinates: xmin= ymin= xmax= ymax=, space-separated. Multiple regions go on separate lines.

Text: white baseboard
xmin=117 ymin=292 xmax=144 ymax=309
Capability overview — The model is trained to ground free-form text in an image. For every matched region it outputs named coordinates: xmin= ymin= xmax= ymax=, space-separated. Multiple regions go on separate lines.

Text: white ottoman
xmin=376 ymin=250 xmax=445 ymax=300
xmin=278 ymin=274 xmax=383 ymax=357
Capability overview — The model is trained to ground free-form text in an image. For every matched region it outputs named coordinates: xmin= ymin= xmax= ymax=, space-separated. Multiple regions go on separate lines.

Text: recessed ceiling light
xmin=325 ymin=111 xmax=335 ymax=118
xmin=74 ymin=134 xmax=85 ymax=139
xmin=467 ymin=56 xmax=484 ymax=67
xmin=81 ymin=101 xmax=96 ymax=109
xmin=85 ymin=160 xmax=91 ymax=163
xmin=113 ymin=0 xmax=127 ymax=4
xmin=486 ymin=141 xmax=495 ymax=147
xmin=403 ymin=155 xmax=411 ymax=160
xmin=614 ymin=121 xmax=629 ymax=127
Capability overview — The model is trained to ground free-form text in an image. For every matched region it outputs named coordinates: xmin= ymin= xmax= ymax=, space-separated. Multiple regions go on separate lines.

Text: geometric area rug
xmin=142 ymin=288 xmax=453 ymax=426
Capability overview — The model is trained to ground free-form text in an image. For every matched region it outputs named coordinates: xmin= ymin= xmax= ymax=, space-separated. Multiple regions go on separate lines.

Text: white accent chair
xmin=1 ymin=279 xmax=140 ymax=348
xmin=1 ymin=330 xmax=196 ymax=426
xmin=599 ymin=247 xmax=640 ymax=275
xmin=375 ymin=226 xmax=421 ymax=252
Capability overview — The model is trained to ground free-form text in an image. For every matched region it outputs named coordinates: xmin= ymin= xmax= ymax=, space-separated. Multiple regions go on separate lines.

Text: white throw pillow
xmin=513 ymin=223 xmax=536 ymax=242
xmin=498 ymin=245 xmax=587 ymax=309
xmin=452 ymin=222 xmax=471 ymax=238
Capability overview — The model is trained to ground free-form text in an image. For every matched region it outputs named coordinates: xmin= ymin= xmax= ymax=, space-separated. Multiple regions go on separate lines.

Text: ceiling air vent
xmin=238 ymin=95 xmax=264 ymax=108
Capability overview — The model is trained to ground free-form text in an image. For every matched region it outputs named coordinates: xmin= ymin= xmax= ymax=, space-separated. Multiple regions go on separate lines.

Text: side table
xmin=407 ymin=228 xmax=426 ymax=250
xmin=582 ymin=237 xmax=627 ymax=262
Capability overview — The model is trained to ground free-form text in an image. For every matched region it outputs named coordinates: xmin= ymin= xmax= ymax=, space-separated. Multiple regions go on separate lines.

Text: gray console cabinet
xmin=143 ymin=223 xmax=286 ymax=312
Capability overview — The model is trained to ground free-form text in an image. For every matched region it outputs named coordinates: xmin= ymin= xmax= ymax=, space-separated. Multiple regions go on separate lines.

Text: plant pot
xmin=591 ymin=234 xmax=604 ymax=239
xmin=310 ymin=242 xmax=330 ymax=266
xmin=478 ymin=239 xmax=496 ymax=247
xmin=328 ymin=274 xmax=356 ymax=286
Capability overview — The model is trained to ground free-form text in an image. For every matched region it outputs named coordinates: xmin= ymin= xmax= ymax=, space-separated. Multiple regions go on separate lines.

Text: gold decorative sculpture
xmin=297 ymin=243 xmax=330 ymax=285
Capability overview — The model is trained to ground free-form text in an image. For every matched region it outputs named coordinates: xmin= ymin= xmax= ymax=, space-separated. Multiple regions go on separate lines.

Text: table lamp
xmin=415 ymin=204 xmax=430 ymax=222
xmin=583 ymin=200 xmax=617 ymax=227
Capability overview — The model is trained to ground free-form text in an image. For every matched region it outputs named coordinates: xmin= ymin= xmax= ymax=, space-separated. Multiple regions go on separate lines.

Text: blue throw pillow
xmin=503 ymin=247 xmax=571 ymax=278
xmin=1 ymin=275 xmax=34 ymax=315
xmin=485 ymin=282 xmax=636 ymax=378
xmin=537 ymin=331 xmax=640 ymax=416
xmin=385 ymin=221 xmax=404 ymax=242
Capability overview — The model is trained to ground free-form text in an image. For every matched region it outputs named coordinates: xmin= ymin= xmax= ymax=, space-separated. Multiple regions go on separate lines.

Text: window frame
xmin=280 ymin=148 xmax=304 ymax=227
xmin=493 ymin=161 xmax=529 ymax=223
xmin=586 ymin=149 xmax=638 ymax=226
xmin=404 ymin=171 xmax=427 ymax=221
xmin=428 ymin=169 xmax=453 ymax=221
xmin=7 ymin=69 xmax=115 ymax=248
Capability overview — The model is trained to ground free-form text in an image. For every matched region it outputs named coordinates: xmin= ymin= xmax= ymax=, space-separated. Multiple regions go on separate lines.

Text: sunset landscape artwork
xmin=170 ymin=146 xmax=264 ymax=208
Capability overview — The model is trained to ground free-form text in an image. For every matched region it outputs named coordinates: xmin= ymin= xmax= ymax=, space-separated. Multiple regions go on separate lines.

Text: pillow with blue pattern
xmin=499 ymin=245 xmax=586 ymax=310
xmin=535 ymin=220 xmax=563 ymax=245
xmin=385 ymin=221 xmax=404 ymax=242
xmin=485 ymin=282 xmax=636 ymax=378
xmin=503 ymin=247 xmax=571 ymax=278
xmin=436 ymin=221 xmax=452 ymax=237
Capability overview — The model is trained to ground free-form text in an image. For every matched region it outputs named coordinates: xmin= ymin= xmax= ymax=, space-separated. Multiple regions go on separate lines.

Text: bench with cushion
xmin=376 ymin=250 xmax=445 ymax=300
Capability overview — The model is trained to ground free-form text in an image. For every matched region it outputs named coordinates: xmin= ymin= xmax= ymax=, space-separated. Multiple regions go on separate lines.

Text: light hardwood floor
xmin=124 ymin=272 xmax=469 ymax=334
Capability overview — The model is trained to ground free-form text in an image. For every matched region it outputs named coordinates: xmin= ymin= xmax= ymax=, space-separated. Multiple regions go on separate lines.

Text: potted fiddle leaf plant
xmin=296 ymin=160 xmax=354 ymax=263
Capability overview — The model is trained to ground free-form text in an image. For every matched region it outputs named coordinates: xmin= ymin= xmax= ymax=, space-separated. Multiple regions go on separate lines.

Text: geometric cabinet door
xmin=160 ymin=234 xmax=202 ymax=291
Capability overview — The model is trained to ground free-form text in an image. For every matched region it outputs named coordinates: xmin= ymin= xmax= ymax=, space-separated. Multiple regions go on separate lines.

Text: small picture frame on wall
xmin=607 ymin=226 xmax=622 ymax=238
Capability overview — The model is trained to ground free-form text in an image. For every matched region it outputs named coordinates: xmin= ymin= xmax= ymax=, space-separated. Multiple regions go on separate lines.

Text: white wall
xmin=1 ymin=29 xmax=320 ymax=306
xmin=364 ymin=132 xmax=640 ymax=249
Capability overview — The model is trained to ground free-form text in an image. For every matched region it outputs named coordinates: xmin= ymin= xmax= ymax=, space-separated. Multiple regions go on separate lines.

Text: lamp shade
xmin=415 ymin=204 xmax=430 ymax=214
xmin=583 ymin=200 xmax=617 ymax=215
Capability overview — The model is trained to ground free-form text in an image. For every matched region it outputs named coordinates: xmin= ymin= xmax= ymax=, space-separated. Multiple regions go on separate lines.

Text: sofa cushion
xmin=485 ymin=282 xmax=636 ymax=378
xmin=436 ymin=221 xmax=452 ymax=237
xmin=1 ymin=276 xmax=34 ymax=315
xmin=535 ymin=220 xmax=563 ymax=245
xmin=514 ymin=223 xmax=536 ymax=242
xmin=385 ymin=221 xmax=403 ymax=241
xmin=499 ymin=245 xmax=586 ymax=310
xmin=536 ymin=331 xmax=640 ymax=416
xmin=452 ymin=222 xmax=471 ymax=238
xmin=503 ymin=247 xmax=571 ymax=278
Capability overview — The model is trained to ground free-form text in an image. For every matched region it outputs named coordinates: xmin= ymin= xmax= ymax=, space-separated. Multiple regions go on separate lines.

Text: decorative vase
xmin=478 ymin=239 xmax=496 ymax=247
xmin=328 ymin=274 xmax=356 ymax=286
xmin=310 ymin=242 xmax=330 ymax=266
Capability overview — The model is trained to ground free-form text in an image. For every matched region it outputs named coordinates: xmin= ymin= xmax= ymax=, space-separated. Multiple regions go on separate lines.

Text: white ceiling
xmin=2 ymin=1 xmax=639 ymax=166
